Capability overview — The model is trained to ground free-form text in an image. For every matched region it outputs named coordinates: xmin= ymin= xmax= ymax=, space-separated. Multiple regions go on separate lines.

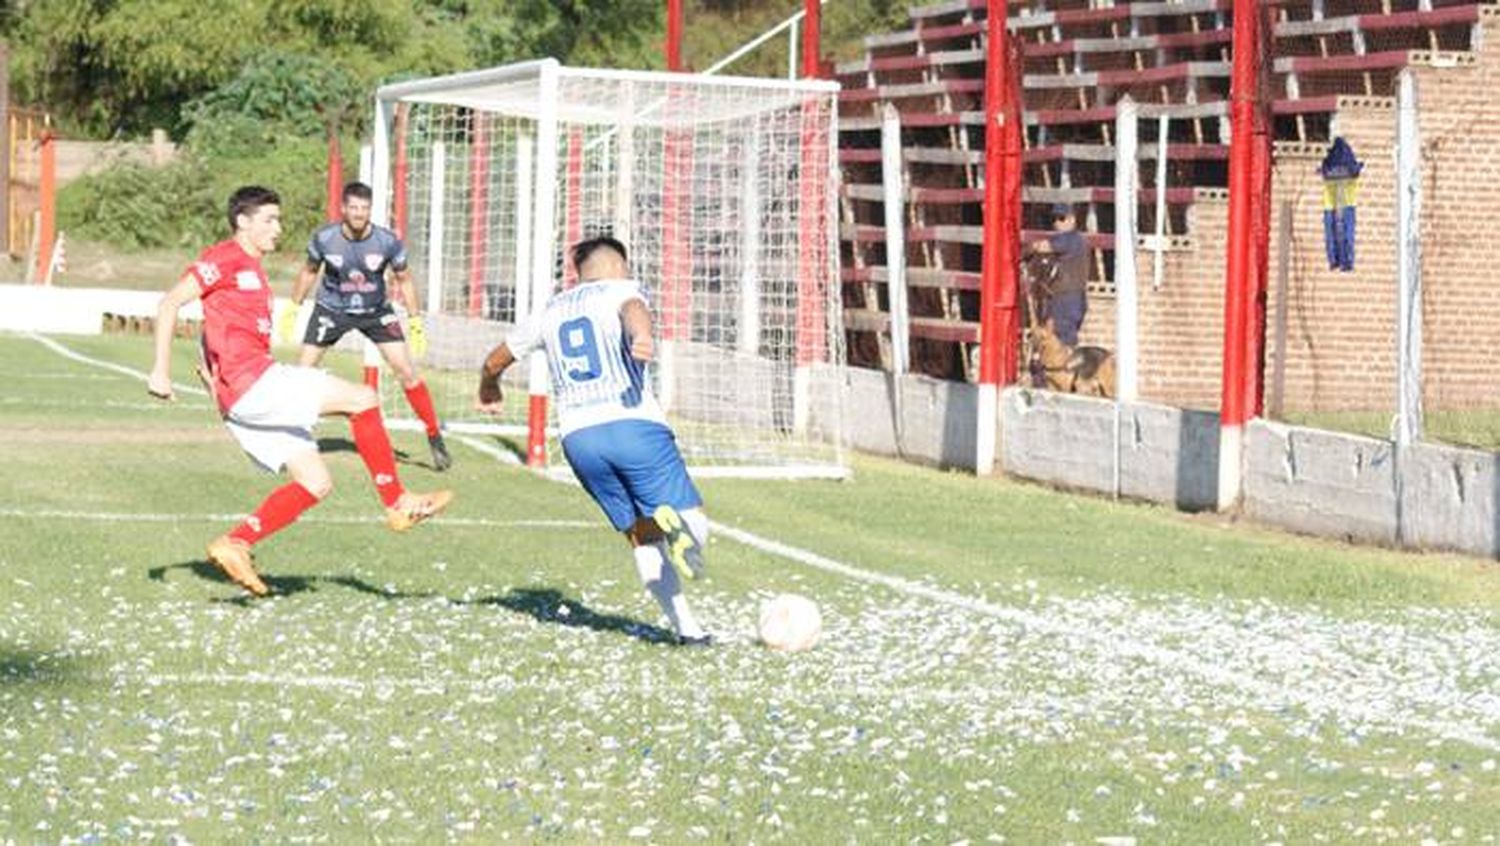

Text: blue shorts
xmin=561 ymin=419 xmax=703 ymax=532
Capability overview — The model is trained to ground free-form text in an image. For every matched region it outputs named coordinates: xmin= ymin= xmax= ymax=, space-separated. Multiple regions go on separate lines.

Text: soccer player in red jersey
xmin=147 ymin=185 xmax=453 ymax=597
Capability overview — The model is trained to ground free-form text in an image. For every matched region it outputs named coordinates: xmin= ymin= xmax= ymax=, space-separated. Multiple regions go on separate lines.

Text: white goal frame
xmin=369 ymin=59 xmax=848 ymax=479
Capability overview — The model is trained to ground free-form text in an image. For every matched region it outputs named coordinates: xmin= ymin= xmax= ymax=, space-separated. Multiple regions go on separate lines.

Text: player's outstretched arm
xmin=476 ymin=342 xmax=516 ymax=413
xmin=290 ymin=261 xmax=319 ymax=307
xmin=148 ymin=275 xmax=201 ymax=401
xmin=621 ymin=299 xmax=655 ymax=362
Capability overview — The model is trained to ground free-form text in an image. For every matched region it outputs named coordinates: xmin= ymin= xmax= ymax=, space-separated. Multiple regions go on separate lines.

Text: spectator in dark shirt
xmin=1029 ymin=203 xmax=1091 ymax=346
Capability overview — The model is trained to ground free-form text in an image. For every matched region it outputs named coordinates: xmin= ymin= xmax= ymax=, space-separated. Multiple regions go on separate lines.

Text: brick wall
xmin=1072 ymin=15 xmax=1500 ymax=414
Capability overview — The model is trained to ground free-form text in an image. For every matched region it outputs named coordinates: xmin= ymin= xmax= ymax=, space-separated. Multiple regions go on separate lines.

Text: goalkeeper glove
xmin=408 ymin=315 xmax=428 ymax=359
xmin=276 ymin=303 xmax=300 ymax=344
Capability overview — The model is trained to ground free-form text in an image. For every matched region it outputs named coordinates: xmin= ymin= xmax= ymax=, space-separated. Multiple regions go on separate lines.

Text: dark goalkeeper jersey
xmin=306 ymin=223 xmax=409 ymax=315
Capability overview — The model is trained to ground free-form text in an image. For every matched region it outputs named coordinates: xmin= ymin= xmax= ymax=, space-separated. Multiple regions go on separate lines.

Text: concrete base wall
xmin=830 ymin=367 xmax=977 ymax=469
xmin=1395 ymin=441 xmax=1500 ymax=558
xmin=999 ymin=388 xmax=1220 ymax=511
xmin=0 ymin=284 xmax=202 ymax=333
xmin=1244 ymin=421 xmax=1398 ymax=545
xmin=1245 ymin=420 xmax=1500 ymax=558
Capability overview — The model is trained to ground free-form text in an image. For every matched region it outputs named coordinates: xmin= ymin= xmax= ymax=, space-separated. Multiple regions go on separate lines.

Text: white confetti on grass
xmin=5 ymin=579 xmax=1494 ymax=840
xmin=9 ymin=332 xmax=1500 ymax=841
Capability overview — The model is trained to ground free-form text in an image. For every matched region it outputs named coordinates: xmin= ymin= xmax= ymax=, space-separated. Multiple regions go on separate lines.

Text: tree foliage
xmin=3 ymin=0 xmax=667 ymax=139
xmin=58 ymin=138 xmax=329 ymax=249
xmin=183 ymin=52 xmax=364 ymax=157
xmin=20 ymin=0 xmax=905 ymax=253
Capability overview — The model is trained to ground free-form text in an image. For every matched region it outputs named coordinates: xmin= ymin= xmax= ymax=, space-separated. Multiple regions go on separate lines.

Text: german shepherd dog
xmin=1022 ymin=253 xmax=1116 ymax=398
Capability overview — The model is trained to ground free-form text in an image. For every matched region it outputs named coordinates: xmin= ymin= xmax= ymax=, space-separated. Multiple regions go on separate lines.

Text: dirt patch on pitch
xmin=1 ymin=426 xmax=227 ymax=446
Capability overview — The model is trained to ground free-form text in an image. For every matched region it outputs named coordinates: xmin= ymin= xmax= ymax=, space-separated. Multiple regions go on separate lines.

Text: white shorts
xmin=225 ymin=364 xmax=329 ymax=472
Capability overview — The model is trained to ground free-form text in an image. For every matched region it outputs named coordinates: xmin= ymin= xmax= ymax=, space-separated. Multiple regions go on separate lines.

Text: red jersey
xmin=188 ymin=239 xmax=274 ymax=413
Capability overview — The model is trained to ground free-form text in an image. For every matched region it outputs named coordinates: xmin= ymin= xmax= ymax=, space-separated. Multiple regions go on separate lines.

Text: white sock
xmin=631 ymin=544 xmax=705 ymax=639
xmin=681 ymin=507 xmax=710 ymax=548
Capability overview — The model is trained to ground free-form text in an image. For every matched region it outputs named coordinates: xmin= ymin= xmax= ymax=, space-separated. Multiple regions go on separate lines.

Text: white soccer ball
xmin=758 ymin=593 xmax=822 ymax=652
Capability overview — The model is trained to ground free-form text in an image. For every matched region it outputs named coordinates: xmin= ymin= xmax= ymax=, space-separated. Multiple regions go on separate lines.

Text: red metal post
xmin=793 ymin=0 xmax=831 ymax=369
xmin=1220 ymin=0 xmax=1260 ymax=430
xmin=666 ymin=0 xmax=684 ymax=71
xmin=526 ymin=394 xmax=548 ymax=467
xmin=392 ymin=104 xmax=409 ymax=239
xmin=802 ymin=0 xmax=822 ymax=78
xmin=36 ymin=130 xmax=55 ymax=284
xmin=980 ymin=0 xmax=1022 ymax=387
xmin=794 ymin=111 xmax=829 ymax=367
xmin=660 ymin=6 xmax=693 ymax=346
xmin=467 ymin=112 xmax=490 ymax=317
xmin=1219 ymin=0 xmax=1268 ymax=506
xmin=660 ymin=132 xmax=693 ymax=343
xmin=325 ymin=125 xmax=343 ymax=223
xmin=563 ymin=127 xmax=584 ymax=289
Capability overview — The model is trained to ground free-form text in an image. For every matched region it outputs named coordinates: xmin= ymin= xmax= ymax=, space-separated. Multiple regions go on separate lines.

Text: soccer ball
xmin=757 ymin=594 xmax=822 ymax=652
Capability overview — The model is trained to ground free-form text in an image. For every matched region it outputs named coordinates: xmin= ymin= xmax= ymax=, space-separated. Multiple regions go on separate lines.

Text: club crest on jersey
xmin=326 ymin=254 xmax=344 ymax=269
xmin=364 ymin=253 xmax=384 ymax=272
xmin=234 ymin=271 xmax=262 ymax=290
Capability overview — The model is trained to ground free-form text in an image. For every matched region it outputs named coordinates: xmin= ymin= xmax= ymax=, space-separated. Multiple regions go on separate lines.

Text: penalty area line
xmin=28 ymin=333 xmax=209 ymax=397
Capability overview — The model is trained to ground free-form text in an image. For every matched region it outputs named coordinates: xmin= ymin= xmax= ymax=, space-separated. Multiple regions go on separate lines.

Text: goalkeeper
xmin=283 ymin=181 xmax=451 ymax=471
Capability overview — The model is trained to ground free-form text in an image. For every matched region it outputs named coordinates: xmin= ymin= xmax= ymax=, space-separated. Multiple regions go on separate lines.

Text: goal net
xmin=370 ymin=59 xmax=848 ymax=478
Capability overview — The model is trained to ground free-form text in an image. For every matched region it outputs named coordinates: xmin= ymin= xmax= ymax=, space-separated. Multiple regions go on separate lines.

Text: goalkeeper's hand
xmin=408 ymin=315 xmax=428 ymax=359
xmin=276 ymin=302 xmax=300 ymax=344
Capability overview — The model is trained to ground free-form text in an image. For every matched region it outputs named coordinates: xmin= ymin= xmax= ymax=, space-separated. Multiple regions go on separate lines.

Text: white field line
xmin=452 ymin=433 xmax=522 ymax=465
xmin=28 ymin=332 xmax=209 ymax=397
xmin=28 ymin=333 xmax=522 ymax=467
xmin=13 ymin=372 xmax=136 ymax=381
xmin=711 ymin=521 xmax=1500 ymax=752
xmin=0 ymin=507 xmax=594 ymax=530
xmin=0 ymin=396 xmax=210 ymax=411
xmin=26 ymin=335 xmax=1500 ymax=752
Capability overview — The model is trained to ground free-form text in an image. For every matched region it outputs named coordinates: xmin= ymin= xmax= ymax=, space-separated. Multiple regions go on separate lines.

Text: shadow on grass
xmin=476 ymin=434 xmax=528 ymax=464
xmin=148 ymin=560 xmax=436 ymax=606
xmin=316 ymin=436 xmax=416 ymax=467
xmin=459 ymin=587 xmax=676 ymax=645
xmin=0 ymin=645 xmax=87 ymax=686
xmin=146 ymin=563 xmax=670 ymax=643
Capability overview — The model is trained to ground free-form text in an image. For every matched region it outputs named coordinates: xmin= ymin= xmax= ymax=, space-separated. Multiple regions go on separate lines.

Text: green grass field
xmin=4 ymin=332 xmax=1500 ymax=842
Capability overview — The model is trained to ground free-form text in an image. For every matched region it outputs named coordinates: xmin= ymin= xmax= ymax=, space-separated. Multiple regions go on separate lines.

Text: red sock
xmin=404 ymin=380 xmax=441 ymax=438
xmin=350 ymin=408 xmax=405 ymax=507
xmin=229 ymin=482 xmax=320 ymax=546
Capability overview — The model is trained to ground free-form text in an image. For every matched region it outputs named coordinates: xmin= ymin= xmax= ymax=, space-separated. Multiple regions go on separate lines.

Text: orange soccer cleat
xmin=385 ymin=489 xmax=454 ymax=532
xmin=205 ymin=535 xmax=269 ymax=597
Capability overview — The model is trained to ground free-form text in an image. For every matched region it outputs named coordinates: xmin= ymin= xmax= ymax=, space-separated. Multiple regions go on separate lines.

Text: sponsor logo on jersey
xmin=364 ymin=253 xmax=384 ymax=272
xmin=234 ymin=270 xmax=262 ymax=291
xmin=194 ymin=262 xmax=221 ymax=286
xmin=326 ymin=254 xmax=344 ymax=269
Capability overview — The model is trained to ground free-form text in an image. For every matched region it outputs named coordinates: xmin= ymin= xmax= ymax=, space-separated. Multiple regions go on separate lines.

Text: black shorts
xmin=304 ymin=303 xmax=406 ymax=348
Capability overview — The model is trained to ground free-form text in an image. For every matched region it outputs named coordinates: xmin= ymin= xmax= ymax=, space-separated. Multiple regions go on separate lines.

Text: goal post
xmin=370 ymin=59 xmax=849 ymax=478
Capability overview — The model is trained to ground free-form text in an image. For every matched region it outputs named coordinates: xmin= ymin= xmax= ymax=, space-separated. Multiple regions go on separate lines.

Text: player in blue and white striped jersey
xmin=476 ymin=237 xmax=712 ymax=646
